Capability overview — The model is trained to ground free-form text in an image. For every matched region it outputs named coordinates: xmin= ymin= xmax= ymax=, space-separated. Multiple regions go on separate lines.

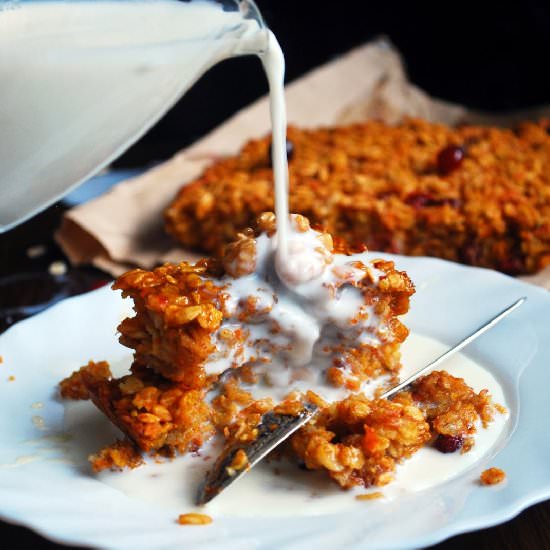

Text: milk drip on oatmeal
xmin=204 ymin=211 xmax=402 ymax=403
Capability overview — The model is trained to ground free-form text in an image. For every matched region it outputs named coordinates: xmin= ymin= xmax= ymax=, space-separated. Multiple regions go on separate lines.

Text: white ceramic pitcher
xmin=0 ymin=0 xmax=267 ymax=231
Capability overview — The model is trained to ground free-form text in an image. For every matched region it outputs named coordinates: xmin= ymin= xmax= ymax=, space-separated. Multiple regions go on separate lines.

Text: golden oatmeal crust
xmin=325 ymin=257 xmax=414 ymax=390
xmin=74 ymin=215 xmax=417 ymax=470
xmin=82 ymin=369 xmax=308 ymax=471
xmin=407 ymin=369 xmax=496 ymax=452
xmin=165 ymin=119 xmax=550 ymax=274
xmin=291 ymin=392 xmax=430 ymax=489
xmin=355 ymin=491 xmax=384 ymax=500
xmin=82 ymin=364 xmax=214 ymax=458
xmin=114 ymin=260 xmax=224 ymax=386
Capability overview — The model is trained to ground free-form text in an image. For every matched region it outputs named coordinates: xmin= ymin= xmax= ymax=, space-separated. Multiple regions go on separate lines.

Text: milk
xmin=0 ymin=0 xmax=268 ymax=230
xmin=260 ymin=36 xmax=291 ymax=269
xmin=65 ymin=334 xmax=508 ymax=516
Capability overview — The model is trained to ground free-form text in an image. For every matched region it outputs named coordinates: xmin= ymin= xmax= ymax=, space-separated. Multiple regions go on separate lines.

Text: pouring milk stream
xmin=0 ymin=0 xmax=291 ymax=267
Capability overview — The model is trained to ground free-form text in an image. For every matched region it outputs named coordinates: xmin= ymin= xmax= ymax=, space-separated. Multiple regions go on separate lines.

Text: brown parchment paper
xmin=55 ymin=39 xmax=550 ymax=288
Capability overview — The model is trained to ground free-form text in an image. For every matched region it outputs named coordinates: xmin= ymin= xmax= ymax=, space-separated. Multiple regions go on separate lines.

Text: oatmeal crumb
xmin=7 ymin=375 xmax=15 ymax=382
xmin=0 ymin=355 xmax=3 ymax=364
xmin=59 ymin=360 xmax=111 ymax=400
xmin=222 ymin=233 xmax=257 ymax=278
xmin=177 ymin=513 xmax=213 ymax=526
xmin=48 ymin=260 xmax=67 ymax=276
xmin=480 ymin=467 xmax=506 ymax=486
xmin=229 ymin=449 xmax=249 ymax=472
xmin=89 ymin=440 xmax=144 ymax=472
xmin=26 ymin=244 xmax=47 ymax=259
xmin=32 ymin=415 xmax=44 ymax=427
xmin=355 ymin=492 xmax=384 ymax=501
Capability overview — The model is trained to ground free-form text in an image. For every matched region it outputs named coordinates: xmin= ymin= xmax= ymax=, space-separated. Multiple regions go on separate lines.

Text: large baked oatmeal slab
xmin=165 ymin=119 xmax=550 ymax=275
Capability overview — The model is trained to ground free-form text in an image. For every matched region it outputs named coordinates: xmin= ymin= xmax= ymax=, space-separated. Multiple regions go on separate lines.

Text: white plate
xmin=1 ymin=254 xmax=549 ymax=549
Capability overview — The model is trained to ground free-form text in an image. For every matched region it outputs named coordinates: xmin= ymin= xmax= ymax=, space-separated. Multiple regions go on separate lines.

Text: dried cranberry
xmin=435 ymin=434 xmax=464 ymax=453
xmin=447 ymin=197 xmax=463 ymax=209
xmin=461 ymin=242 xmax=480 ymax=265
xmin=437 ymin=145 xmax=465 ymax=175
xmin=188 ymin=442 xmax=201 ymax=453
xmin=405 ymin=192 xmax=432 ymax=209
xmin=499 ymin=256 xmax=525 ymax=275
xmin=285 ymin=139 xmax=294 ymax=160
xmin=269 ymin=139 xmax=294 ymax=166
xmin=405 ymin=193 xmax=461 ymax=209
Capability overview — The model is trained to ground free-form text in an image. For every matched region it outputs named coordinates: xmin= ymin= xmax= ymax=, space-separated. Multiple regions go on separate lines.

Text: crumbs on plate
xmin=355 ymin=491 xmax=384 ymax=501
xmin=480 ymin=467 xmax=506 ymax=486
xmin=177 ymin=513 xmax=213 ymax=526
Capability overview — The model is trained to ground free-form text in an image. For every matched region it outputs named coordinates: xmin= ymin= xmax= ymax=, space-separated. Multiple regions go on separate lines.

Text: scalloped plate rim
xmin=0 ymin=254 xmax=549 ymax=549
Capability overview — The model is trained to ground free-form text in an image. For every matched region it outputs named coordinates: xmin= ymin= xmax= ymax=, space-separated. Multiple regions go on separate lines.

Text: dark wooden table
xmin=1 ymin=201 xmax=550 ymax=549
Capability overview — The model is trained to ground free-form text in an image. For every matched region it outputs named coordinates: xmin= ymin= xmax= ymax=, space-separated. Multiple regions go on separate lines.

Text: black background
xmin=115 ymin=0 xmax=550 ymax=168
